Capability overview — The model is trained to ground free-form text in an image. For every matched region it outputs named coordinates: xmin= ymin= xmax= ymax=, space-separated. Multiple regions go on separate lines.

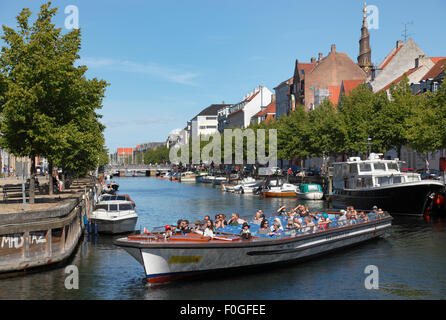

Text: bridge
xmin=104 ymin=164 xmax=171 ymax=177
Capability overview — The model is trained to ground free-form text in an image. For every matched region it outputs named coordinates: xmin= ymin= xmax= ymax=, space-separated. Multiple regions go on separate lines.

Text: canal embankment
xmin=0 ymin=177 xmax=100 ymax=277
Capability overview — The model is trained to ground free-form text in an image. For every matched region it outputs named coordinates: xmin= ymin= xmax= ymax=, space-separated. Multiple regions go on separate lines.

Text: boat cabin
xmin=95 ymin=202 xmax=135 ymax=212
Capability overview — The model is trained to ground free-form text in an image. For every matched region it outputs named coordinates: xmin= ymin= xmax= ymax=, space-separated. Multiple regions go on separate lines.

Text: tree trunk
xmin=48 ymin=160 xmax=53 ymax=196
xmin=397 ymin=146 xmax=402 ymax=160
xmin=29 ymin=155 xmax=36 ymax=204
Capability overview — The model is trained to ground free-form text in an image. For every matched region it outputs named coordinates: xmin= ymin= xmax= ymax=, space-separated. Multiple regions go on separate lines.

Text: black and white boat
xmin=330 ymin=153 xmax=446 ymax=216
xmin=90 ymin=200 xmax=138 ymax=234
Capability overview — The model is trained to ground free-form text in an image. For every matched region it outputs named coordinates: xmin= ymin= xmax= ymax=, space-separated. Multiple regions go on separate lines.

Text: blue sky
xmin=1 ymin=0 xmax=445 ymax=153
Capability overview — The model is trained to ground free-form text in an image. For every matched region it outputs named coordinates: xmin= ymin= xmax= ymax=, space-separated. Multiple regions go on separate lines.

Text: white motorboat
xmin=90 ymin=200 xmax=138 ymax=234
xmin=180 ymin=171 xmax=197 ymax=183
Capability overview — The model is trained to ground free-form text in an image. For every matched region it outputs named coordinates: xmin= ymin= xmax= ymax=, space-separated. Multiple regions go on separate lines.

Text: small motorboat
xmin=263 ymin=183 xmax=298 ymax=197
xmin=114 ymin=210 xmax=392 ymax=285
xmin=297 ymin=183 xmax=324 ymax=200
xmin=90 ymin=200 xmax=138 ymax=234
xmin=180 ymin=171 xmax=197 ymax=183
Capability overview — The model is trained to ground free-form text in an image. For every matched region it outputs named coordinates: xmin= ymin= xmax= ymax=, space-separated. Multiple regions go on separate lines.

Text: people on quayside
xmin=163 ymin=204 xmax=385 ymax=240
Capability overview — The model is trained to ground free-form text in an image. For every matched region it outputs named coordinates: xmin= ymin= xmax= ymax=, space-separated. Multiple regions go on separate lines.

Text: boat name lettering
xmin=169 ymin=256 xmax=202 ymax=264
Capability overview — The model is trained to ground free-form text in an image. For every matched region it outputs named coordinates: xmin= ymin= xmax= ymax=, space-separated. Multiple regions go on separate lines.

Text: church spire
xmin=358 ymin=2 xmax=373 ymax=75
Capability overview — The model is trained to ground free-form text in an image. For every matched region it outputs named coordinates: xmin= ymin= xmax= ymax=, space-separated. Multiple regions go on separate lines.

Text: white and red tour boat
xmin=114 ymin=210 xmax=392 ymax=285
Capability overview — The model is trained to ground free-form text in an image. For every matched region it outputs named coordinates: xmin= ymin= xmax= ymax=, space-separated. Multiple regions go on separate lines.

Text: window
xmin=393 ymin=176 xmax=402 ymax=184
xmin=119 ymin=204 xmax=133 ymax=211
xmin=349 ymin=164 xmax=358 ymax=174
xmin=206 ymin=116 xmax=217 ymax=120
xmin=377 ymin=177 xmax=391 ymax=186
xmin=206 ymin=125 xmax=217 ymax=129
xmin=387 ymin=163 xmax=399 ymax=171
xmin=373 ymin=162 xmax=386 ymax=171
xmin=359 ymin=163 xmax=372 ymax=172
xmin=95 ymin=204 xmax=108 ymax=210
xmin=109 ymin=204 xmax=118 ymax=211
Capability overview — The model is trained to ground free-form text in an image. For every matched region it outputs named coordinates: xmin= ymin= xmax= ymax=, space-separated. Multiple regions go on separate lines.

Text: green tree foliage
xmin=144 ymin=146 xmax=170 ymax=164
xmin=337 ymin=84 xmax=377 ymax=155
xmin=0 ymin=2 xmax=108 ymax=201
xmin=308 ymin=99 xmax=347 ymax=157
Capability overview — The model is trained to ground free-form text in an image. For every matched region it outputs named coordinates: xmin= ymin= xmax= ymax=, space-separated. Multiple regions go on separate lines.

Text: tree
xmin=0 ymin=2 xmax=108 ymax=200
xmin=308 ymin=99 xmax=347 ymax=158
xmin=337 ymin=84 xmax=377 ymax=156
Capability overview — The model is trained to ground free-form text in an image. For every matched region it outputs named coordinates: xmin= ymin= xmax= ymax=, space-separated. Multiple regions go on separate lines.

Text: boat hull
xmin=331 ymin=181 xmax=445 ymax=215
xmin=115 ymin=218 xmax=392 ymax=284
xmin=297 ymin=191 xmax=324 ymax=200
xmin=263 ymin=191 xmax=298 ymax=198
xmin=90 ymin=216 xmax=138 ymax=234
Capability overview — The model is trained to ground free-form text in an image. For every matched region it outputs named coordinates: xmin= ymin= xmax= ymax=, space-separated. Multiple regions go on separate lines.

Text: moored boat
xmin=180 ymin=171 xmax=197 ymax=183
xmin=330 ymin=153 xmax=446 ymax=215
xmin=263 ymin=182 xmax=298 ymax=197
xmin=114 ymin=210 xmax=392 ymax=284
xmin=297 ymin=183 xmax=324 ymax=200
xmin=91 ymin=200 xmax=138 ymax=234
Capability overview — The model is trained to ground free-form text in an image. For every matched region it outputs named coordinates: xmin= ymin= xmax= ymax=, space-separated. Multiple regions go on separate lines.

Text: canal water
xmin=1 ymin=176 xmax=445 ymax=300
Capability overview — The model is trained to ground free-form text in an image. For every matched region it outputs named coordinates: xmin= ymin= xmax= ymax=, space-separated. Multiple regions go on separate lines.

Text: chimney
xmin=396 ymin=40 xmax=403 ymax=49
xmin=331 ymin=44 xmax=336 ymax=53
xmin=222 ymin=101 xmax=225 ymax=104
xmin=318 ymin=52 xmax=323 ymax=61
xmin=311 ymin=57 xmax=316 ymax=63
xmin=271 ymin=94 xmax=276 ymax=102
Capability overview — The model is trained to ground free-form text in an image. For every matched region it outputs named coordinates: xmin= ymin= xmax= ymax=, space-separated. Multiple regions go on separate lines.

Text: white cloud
xmin=77 ymin=57 xmax=199 ymax=86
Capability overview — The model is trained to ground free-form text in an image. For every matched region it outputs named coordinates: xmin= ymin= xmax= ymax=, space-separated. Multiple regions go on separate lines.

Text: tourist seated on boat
xmin=177 ymin=220 xmax=192 ymax=234
xmin=227 ymin=213 xmax=246 ymax=226
xmin=194 ymin=220 xmax=215 ymax=238
xmin=301 ymin=217 xmax=315 ymax=233
xmin=286 ymin=219 xmax=295 ymax=230
xmin=252 ymin=210 xmax=263 ymax=225
xmin=337 ymin=210 xmax=348 ymax=226
xmin=357 ymin=211 xmax=368 ymax=222
xmin=317 ymin=214 xmax=331 ymax=231
xmin=164 ymin=225 xmax=173 ymax=239
xmin=277 ymin=206 xmax=287 ymax=216
xmin=378 ymin=208 xmax=384 ymax=216
xmin=269 ymin=222 xmax=283 ymax=236
xmin=270 ymin=218 xmax=284 ymax=232
xmin=202 ymin=215 xmax=211 ymax=225
xmin=293 ymin=217 xmax=303 ymax=229
xmin=256 ymin=219 xmax=270 ymax=235
xmin=215 ymin=214 xmax=227 ymax=229
xmin=240 ymin=222 xmax=252 ymax=240
xmin=368 ymin=206 xmax=379 ymax=220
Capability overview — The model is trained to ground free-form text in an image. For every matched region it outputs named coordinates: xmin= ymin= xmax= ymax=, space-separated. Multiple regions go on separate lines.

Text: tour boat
xmin=330 ymin=153 xmax=446 ymax=215
xmin=296 ymin=183 xmax=324 ymax=200
xmin=90 ymin=200 xmax=138 ymax=234
xmin=114 ymin=211 xmax=392 ymax=285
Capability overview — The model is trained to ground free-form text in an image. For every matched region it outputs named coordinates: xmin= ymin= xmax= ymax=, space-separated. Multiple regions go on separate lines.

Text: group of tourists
xmin=162 ymin=204 xmax=385 ymax=240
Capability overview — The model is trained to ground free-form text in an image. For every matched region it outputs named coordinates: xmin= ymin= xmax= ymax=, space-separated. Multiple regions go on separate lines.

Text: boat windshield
xmin=109 ymin=204 xmax=118 ymax=211
xmin=373 ymin=162 xmax=386 ymax=171
xmin=95 ymin=204 xmax=108 ymax=211
xmin=387 ymin=162 xmax=399 ymax=171
xmin=119 ymin=204 xmax=134 ymax=211
xmin=359 ymin=163 xmax=372 ymax=172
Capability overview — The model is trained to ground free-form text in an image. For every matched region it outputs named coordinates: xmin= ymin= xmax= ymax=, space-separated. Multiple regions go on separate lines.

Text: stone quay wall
xmin=0 ymin=182 xmax=98 ymax=276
